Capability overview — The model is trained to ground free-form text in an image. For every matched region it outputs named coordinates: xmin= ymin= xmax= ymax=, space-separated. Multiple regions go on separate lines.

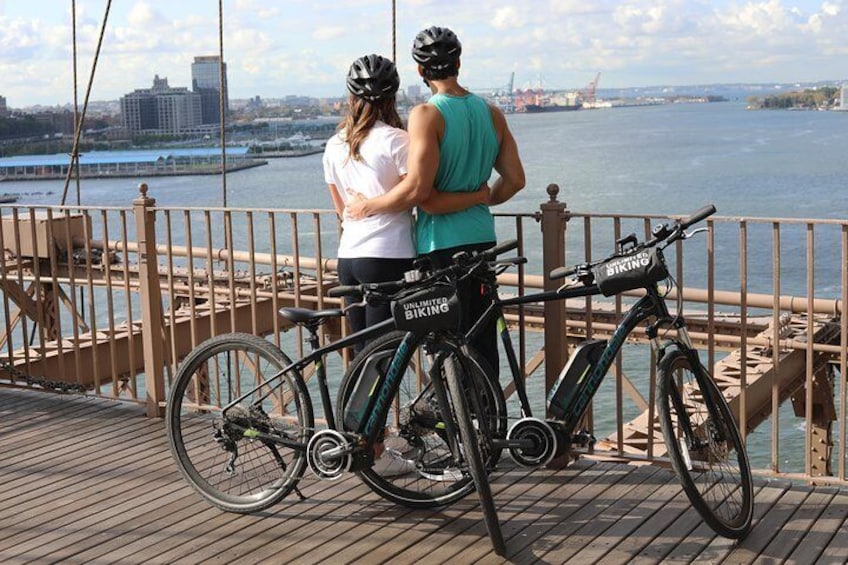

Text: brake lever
xmin=682 ymin=227 xmax=709 ymax=239
xmin=341 ymin=299 xmax=366 ymax=313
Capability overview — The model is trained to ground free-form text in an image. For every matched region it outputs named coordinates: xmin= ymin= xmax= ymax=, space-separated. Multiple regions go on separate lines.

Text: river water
xmin=4 ymin=101 xmax=847 ymax=472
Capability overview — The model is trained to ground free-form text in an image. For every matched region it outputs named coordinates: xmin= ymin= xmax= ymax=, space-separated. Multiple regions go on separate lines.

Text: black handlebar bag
xmin=391 ymin=283 xmax=461 ymax=333
xmin=592 ymin=247 xmax=669 ymax=297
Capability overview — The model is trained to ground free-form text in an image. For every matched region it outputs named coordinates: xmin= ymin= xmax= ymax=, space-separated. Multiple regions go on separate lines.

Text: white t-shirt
xmin=323 ymin=121 xmax=416 ymax=259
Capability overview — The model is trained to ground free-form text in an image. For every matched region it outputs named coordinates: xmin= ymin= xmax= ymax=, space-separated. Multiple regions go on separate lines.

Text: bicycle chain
xmin=0 ymin=359 xmax=87 ymax=394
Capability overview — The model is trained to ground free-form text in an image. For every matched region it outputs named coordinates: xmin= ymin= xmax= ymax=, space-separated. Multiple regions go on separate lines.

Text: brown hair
xmin=339 ymin=94 xmax=404 ymax=161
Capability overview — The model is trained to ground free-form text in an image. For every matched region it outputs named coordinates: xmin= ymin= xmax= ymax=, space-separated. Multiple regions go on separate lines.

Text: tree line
xmin=747 ymin=87 xmax=840 ymax=110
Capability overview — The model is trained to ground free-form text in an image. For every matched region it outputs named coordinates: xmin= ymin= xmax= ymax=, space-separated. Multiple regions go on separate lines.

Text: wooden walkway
xmin=2 ymin=389 xmax=848 ymax=565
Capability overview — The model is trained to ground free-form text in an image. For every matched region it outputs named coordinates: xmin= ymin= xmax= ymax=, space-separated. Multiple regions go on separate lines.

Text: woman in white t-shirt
xmin=323 ymin=54 xmax=415 ymax=345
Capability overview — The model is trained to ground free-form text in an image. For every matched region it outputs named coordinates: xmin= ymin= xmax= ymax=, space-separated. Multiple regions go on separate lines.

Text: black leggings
xmin=421 ymin=241 xmax=499 ymax=378
xmin=338 ymin=257 xmax=414 ymax=352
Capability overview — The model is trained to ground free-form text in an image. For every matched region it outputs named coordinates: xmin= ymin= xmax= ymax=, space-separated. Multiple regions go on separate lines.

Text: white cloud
xmin=715 ymin=0 xmax=796 ymax=35
xmin=312 ymin=26 xmax=346 ymax=41
xmin=822 ymin=2 xmax=840 ymax=16
xmin=127 ymin=2 xmax=168 ymax=28
xmin=491 ymin=6 xmax=525 ymax=30
xmin=2 ymin=0 xmax=848 ymax=106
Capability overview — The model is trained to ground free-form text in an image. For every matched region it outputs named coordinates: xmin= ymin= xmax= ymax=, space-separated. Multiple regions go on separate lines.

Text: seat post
xmin=305 ymin=323 xmax=322 ymax=351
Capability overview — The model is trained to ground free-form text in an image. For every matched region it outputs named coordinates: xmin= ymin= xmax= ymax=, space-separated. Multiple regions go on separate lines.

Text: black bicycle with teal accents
xmin=345 ymin=204 xmax=754 ymax=540
xmin=165 ymin=241 xmax=518 ymax=555
xmin=543 ymin=205 xmax=752 ymax=540
xmin=491 ymin=205 xmax=753 ymax=539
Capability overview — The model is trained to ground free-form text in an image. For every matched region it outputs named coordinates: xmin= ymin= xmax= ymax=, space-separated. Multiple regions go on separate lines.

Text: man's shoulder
xmin=408 ymin=103 xmax=444 ymax=129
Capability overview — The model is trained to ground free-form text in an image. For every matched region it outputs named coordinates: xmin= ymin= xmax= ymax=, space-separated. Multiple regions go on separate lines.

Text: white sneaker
xmin=371 ymin=447 xmax=418 ymax=477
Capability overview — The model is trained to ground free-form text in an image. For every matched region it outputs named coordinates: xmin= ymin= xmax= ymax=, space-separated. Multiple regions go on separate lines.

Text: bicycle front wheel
xmin=337 ymin=330 xmax=506 ymax=509
xmin=444 ymin=352 xmax=506 ymax=556
xmin=166 ymin=333 xmax=313 ymax=513
xmin=657 ymin=348 xmax=754 ymax=539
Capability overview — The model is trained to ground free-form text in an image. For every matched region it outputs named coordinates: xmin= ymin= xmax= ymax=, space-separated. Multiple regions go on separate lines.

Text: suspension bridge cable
xmin=392 ymin=0 xmax=397 ymax=63
xmin=218 ymin=0 xmax=228 ymax=208
xmin=61 ymin=0 xmax=112 ymax=206
xmin=71 ymin=0 xmax=81 ymax=206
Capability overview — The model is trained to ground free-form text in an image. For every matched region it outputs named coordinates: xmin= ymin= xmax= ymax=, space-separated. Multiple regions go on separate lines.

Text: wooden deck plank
xmin=482 ymin=462 xmax=627 ymax=564
xmin=3 ymin=387 xmax=848 ymax=565
xmin=302 ymin=466 xmax=530 ymax=564
xmin=478 ymin=463 xmax=653 ymax=564
xmin=561 ymin=471 xmax=689 ymax=564
xmin=758 ymin=489 xmax=836 ymax=561
xmin=364 ymin=465 xmax=547 ymax=564
xmin=648 ymin=481 xmax=773 ymax=564
xmin=719 ymin=483 xmax=809 ymax=564
xmin=0 ymin=423 xmax=169 ymax=551
xmin=487 ymin=464 xmax=667 ymax=564
xmin=143 ymin=476 xmax=367 ymax=564
xmin=154 ymin=470 xmax=357 ymax=562
xmin=816 ymin=490 xmax=848 ymax=563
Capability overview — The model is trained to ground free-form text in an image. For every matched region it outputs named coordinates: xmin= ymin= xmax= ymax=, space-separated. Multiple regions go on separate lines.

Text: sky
xmin=0 ymin=0 xmax=846 ymax=107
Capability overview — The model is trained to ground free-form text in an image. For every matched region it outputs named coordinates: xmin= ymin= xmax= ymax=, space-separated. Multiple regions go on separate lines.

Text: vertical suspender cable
xmin=71 ymin=0 xmax=81 ymax=206
xmin=61 ymin=0 xmax=112 ymax=206
xmin=392 ymin=0 xmax=397 ymax=63
xmin=218 ymin=0 xmax=228 ymax=208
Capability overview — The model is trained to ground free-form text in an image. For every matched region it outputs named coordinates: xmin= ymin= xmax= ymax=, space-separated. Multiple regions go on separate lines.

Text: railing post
xmin=540 ymin=184 xmax=568 ymax=417
xmin=134 ymin=183 xmax=166 ymax=418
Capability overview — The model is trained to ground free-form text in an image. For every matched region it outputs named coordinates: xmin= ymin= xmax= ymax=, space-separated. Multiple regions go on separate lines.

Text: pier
xmin=0 ymin=147 xmax=267 ymax=181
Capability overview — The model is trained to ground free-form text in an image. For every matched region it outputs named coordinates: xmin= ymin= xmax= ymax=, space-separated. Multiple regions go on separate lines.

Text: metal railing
xmin=0 ymin=182 xmax=845 ymax=483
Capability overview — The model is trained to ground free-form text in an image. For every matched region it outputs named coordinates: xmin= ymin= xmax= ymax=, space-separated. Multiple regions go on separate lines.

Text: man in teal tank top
xmin=346 ymin=26 xmax=525 ymax=373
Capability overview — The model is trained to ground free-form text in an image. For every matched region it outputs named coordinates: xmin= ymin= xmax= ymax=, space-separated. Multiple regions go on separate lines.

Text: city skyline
xmin=1 ymin=0 xmax=847 ymax=107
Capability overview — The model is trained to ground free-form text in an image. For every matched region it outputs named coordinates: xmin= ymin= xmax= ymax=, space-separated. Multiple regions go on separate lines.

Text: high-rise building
xmin=121 ymin=75 xmax=202 ymax=134
xmin=407 ymin=85 xmax=422 ymax=100
xmin=0 ymin=96 xmax=7 ymax=117
xmin=841 ymin=84 xmax=847 ymax=111
xmin=191 ymin=55 xmax=229 ymax=125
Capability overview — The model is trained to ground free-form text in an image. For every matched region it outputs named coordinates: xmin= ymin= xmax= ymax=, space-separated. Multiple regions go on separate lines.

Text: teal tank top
xmin=416 ymin=92 xmax=499 ymax=254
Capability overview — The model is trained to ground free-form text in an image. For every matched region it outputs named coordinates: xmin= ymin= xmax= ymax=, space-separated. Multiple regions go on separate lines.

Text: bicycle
xmin=340 ymin=204 xmax=754 ymax=539
xmin=165 ymin=241 xmax=519 ymax=555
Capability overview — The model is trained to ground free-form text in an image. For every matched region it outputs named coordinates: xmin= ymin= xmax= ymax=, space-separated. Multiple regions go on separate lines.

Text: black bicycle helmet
xmin=345 ymin=54 xmax=400 ymax=102
xmin=412 ymin=26 xmax=462 ymax=70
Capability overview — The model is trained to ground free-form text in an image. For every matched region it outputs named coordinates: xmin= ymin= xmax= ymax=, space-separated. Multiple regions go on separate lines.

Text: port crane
xmin=582 ymin=72 xmax=601 ymax=104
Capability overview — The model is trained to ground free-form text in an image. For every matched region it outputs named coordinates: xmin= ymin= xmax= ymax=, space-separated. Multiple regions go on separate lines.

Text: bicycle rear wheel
xmin=657 ymin=348 xmax=753 ymax=539
xmin=444 ymin=352 xmax=506 ymax=556
xmin=337 ymin=330 xmax=506 ymax=509
xmin=166 ymin=333 xmax=313 ymax=513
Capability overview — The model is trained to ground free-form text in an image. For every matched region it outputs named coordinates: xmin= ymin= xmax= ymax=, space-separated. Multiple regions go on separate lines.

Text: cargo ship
xmin=523 ymin=103 xmax=581 ymax=113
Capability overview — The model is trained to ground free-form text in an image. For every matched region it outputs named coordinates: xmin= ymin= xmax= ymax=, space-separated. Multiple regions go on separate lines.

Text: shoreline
xmin=0 ymin=159 xmax=268 ymax=182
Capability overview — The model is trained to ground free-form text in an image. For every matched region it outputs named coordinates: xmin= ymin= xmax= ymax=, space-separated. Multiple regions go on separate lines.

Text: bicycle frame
xmin=219 ymin=312 xmax=466 ymax=466
xmin=466 ymin=271 xmax=703 ymax=442
xmin=221 ymin=316 xmax=393 ymax=436
xmin=464 ymin=277 xmax=599 ymax=420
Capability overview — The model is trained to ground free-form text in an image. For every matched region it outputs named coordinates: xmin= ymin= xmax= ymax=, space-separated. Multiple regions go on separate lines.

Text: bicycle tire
xmin=444 ymin=352 xmax=506 ymax=556
xmin=166 ymin=333 xmax=313 ymax=513
xmin=336 ymin=330 xmax=506 ymax=509
xmin=657 ymin=348 xmax=754 ymax=539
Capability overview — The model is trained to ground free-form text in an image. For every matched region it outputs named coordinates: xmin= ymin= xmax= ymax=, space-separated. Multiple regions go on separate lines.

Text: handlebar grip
xmin=549 ymin=266 xmax=575 ymax=280
xmin=680 ymin=204 xmax=716 ymax=229
xmin=328 ymin=285 xmax=361 ymax=298
xmin=484 ymin=239 xmax=519 ymax=259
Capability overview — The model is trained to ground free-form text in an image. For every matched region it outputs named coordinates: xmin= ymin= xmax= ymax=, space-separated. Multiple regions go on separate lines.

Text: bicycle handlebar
xmin=680 ymin=204 xmax=716 ymax=231
xmin=329 ymin=239 xmax=522 ymax=302
xmin=548 ymin=204 xmax=716 ymax=281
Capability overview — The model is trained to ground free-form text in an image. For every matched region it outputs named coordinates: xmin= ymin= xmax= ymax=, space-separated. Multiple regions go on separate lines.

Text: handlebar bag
xmin=391 ymin=283 xmax=461 ymax=333
xmin=592 ymin=247 xmax=669 ymax=297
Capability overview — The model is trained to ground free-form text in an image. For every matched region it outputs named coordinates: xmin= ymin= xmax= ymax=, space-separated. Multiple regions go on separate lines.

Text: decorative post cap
xmin=134 ymin=182 xmax=155 ymax=206
xmin=546 ymin=183 xmax=559 ymax=202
